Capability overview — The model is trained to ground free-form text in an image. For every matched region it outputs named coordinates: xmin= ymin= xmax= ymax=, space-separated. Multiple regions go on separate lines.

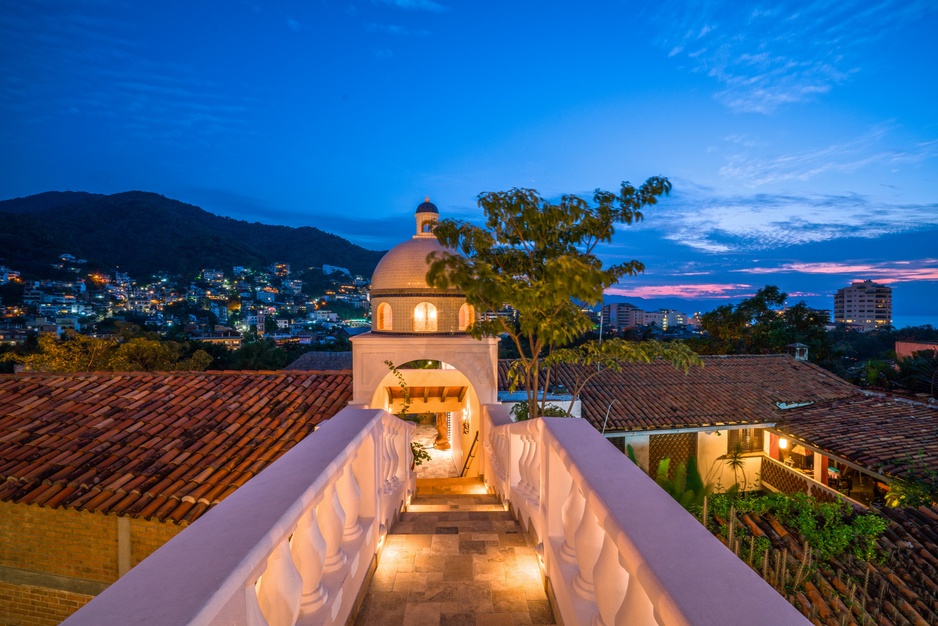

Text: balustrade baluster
xmin=380 ymin=426 xmax=393 ymax=493
xmin=592 ymin=532 xmax=629 ymax=626
xmin=319 ymin=482 xmax=347 ymax=571
xmin=518 ymin=433 xmax=533 ymax=497
xmin=337 ymin=462 xmax=363 ymax=541
xmin=387 ymin=425 xmax=400 ymax=491
xmin=290 ymin=504 xmax=328 ymax=614
xmin=573 ymin=499 xmax=604 ymax=599
xmin=618 ymin=566 xmax=656 ymax=624
xmin=254 ymin=539 xmax=302 ymax=626
xmin=527 ymin=423 xmax=540 ymax=502
xmin=560 ymin=481 xmax=585 ymax=563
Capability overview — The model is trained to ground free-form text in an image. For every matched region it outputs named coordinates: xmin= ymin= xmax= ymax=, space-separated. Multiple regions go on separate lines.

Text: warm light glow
xmin=458 ymin=303 xmax=474 ymax=331
xmin=413 ymin=302 xmax=437 ymax=332
xmin=778 ymin=438 xmax=788 ymax=450
xmin=376 ymin=302 xmax=392 ymax=330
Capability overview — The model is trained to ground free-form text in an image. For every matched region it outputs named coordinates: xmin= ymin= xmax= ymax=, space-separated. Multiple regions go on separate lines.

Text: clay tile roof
xmin=499 ymin=354 xmax=859 ymax=432
xmin=284 ymin=351 xmax=352 ymax=372
xmin=0 ymin=371 xmax=352 ymax=525
xmin=774 ymin=394 xmax=938 ymax=481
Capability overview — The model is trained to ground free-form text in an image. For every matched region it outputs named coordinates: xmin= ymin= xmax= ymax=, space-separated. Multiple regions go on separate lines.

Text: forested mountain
xmin=0 ymin=191 xmax=385 ymax=278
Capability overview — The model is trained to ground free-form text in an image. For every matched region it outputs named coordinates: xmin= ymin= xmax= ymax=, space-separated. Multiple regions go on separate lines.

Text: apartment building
xmin=833 ymin=279 xmax=892 ymax=331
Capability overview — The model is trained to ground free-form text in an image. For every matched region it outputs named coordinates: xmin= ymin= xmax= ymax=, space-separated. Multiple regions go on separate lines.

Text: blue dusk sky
xmin=1 ymin=1 xmax=937 ymax=323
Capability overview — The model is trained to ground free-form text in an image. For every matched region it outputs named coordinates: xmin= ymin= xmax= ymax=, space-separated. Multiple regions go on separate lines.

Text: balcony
xmin=62 ymin=405 xmax=805 ymax=626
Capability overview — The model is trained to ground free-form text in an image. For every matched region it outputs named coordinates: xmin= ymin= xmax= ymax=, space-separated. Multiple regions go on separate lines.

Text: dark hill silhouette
xmin=0 ymin=191 xmax=385 ymax=278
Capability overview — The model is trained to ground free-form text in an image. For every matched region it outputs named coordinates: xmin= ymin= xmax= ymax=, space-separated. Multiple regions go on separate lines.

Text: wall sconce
xmin=778 ymin=437 xmax=789 ymax=450
xmin=462 ymin=407 xmax=470 ymax=434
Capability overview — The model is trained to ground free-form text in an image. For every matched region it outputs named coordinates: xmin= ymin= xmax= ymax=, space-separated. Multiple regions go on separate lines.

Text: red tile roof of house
xmin=499 ymin=354 xmax=860 ymax=431
xmin=0 ymin=371 xmax=352 ymax=525
xmin=773 ymin=394 xmax=938 ymax=481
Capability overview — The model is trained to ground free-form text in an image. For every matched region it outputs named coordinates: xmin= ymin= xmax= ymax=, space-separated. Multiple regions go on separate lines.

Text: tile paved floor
xmin=355 ymin=478 xmax=555 ymax=626
xmin=413 ymin=423 xmax=459 ymax=479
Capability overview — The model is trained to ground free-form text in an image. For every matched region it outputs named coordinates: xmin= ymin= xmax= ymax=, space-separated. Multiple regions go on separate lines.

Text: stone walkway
xmin=413 ymin=423 xmax=459 ymax=479
xmin=355 ymin=478 xmax=556 ymax=626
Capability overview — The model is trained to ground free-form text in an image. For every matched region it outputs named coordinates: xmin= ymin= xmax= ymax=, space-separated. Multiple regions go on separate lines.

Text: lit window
xmin=376 ymin=302 xmax=392 ymax=331
xmin=458 ymin=303 xmax=474 ymax=331
xmin=414 ymin=302 xmax=438 ymax=332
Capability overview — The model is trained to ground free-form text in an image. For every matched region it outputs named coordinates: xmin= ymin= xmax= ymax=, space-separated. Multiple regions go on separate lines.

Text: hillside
xmin=0 ymin=191 xmax=385 ymax=278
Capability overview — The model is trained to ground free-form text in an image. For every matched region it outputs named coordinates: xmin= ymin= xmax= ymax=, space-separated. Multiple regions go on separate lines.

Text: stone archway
xmin=350 ymin=333 xmax=499 ymax=477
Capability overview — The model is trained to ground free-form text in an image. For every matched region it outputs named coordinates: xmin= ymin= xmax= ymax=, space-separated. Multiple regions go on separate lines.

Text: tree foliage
xmin=692 ymin=285 xmax=833 ymax=363
xmin=426 ymin=178 xmax=696 ymax=419
xmin=1 ymin=331 xmax=211 ymax=372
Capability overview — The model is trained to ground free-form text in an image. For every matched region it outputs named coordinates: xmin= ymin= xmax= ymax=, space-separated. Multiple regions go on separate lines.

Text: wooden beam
xmin=423 ymin=386 xmax=429 ymax=403
xmin=457 ymin=387 xmax=467 ymax=402
xmin=441 ymin=386 xmax=450 ymax=402
xmin=386 ymin=387 xmax=393 ymax=404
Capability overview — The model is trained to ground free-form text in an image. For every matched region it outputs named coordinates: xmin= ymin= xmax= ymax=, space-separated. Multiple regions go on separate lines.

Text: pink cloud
xmin=606 ymin=283 xmax=753 ymax=299
xmin=733 ymin=260 xmax=938 ymax=283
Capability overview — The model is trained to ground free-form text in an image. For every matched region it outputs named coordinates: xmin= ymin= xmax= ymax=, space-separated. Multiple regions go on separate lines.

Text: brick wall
xmin=0 ymin=581 xmax=92 ymax=626
xmin=130 ymin=517 xmax=182 ymax=567
xmin=0 ymin=501 xmax=184 ymax=624
xmin=0 ymin=501 xmax=118 ymax=582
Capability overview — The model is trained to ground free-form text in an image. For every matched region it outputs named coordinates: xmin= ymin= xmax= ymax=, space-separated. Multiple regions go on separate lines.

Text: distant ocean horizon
xmin=891 ymin=315 xmax=937 ymax=329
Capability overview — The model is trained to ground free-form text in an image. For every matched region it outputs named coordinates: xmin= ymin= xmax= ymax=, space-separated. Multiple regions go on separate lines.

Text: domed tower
xmin=369 ymin=198 xmax=475 ymax=334
xmin=351 ymin=198 xmax=499 ymax=478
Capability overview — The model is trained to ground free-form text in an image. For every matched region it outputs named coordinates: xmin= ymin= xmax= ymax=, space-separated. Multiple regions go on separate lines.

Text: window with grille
xmin=727 ymin=428 xmax=764 ymax=453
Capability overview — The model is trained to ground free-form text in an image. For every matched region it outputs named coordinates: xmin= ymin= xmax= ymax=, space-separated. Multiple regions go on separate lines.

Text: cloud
xmin=606 ymin=283 xmax=753 ymax=299
xmin=720 ymin=125 xmax=938 ymax=188
xmin=0 ymin=5 xmax=253 ymax=141
xmin=656 ymin=0 xmax=936 ymax=112
xmin=373 ymin=0 xmax=449 ymax=12
xmin=286 ymin=17 xmax=302 ymax=31
xmin=657 ymin=187 xmax=938 ymax=253
xmin=733 ymin=260 xmax=938 ymax=284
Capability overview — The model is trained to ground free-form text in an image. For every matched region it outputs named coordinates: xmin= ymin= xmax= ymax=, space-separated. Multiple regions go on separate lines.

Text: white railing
xmin=481 ymin=404 xmax=808 ymax=626
xmin=63 ymin=407 xmax=414 ymax=626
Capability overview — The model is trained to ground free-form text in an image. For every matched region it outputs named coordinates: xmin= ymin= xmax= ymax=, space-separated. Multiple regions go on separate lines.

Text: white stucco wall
xmin=606 ymin=427 xmax=765 ymax=493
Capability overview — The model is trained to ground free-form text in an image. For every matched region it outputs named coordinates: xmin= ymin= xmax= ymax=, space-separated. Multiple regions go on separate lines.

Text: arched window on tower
xmin=413 ymin=302 xmax=438 ymax=332
xmin=458 ymin=303 xmax=474 ymax=331
xmin=376 ymin=302 xmax=392 ymax=331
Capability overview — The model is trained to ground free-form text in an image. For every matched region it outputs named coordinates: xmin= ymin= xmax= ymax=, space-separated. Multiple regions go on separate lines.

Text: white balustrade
xmin=478 ymin=405 xmax=808 ymax=626
xmin=319 ymin=482 xmax=348 ymax=571
xmin=65 ymin=403 xmax=805 ymax=626
xmin=386 ymin=425 xmax=400 ymax=492
xmin=593 ymin=532 xmax=628 ymax=626
xmin=337 ymin=463 xmax=363 ymax=542
xmin=572 ymin=499 xmax=603 ymax=599
xmin=62 ymin=407 xmax=414 ymax=626
xmin=290 ymin=504 xmax=328 ymax=614
xmin=559 ymin=481 xmax=583 ymax=564
xmin=254 ymin=540 xmax=302 ymax=626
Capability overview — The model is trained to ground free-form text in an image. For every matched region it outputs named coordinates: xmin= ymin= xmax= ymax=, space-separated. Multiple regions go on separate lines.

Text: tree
xmin=426 ymin=179 xmax=696 ymax=419
xmin=1 ymin=331 xmax=115 ymax=372
xmin=110 ymin=338 xmax=212 ymax=371
xmin=693 ymin=285 xmax=833 ymax=361
xmin=0 ymin=330 xmax=211 ymax=373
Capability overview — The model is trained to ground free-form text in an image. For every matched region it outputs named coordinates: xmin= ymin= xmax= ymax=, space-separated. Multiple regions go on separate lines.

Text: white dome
xmin=371 ymin=236 xmax=457 ymax=292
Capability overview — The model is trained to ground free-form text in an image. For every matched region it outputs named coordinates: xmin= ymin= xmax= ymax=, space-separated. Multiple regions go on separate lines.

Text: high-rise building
xmin=602 ymin=302 xmax=644 ymax=331
xmin=833 ymin=279 xmax=892 ymax=331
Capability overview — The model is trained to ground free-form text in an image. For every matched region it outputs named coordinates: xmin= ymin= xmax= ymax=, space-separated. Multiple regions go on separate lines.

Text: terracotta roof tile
xmin=0 ymin=371 xmax=352 ymax=525
xmin=499 ymin=355 xmax=859 ymax=431
xmin=774 ymin=394 xmax=938 ymax=481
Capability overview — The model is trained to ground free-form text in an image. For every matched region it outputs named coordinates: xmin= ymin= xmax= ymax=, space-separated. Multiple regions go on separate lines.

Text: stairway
xmin=354 ymin=477 xmax=556 ymax=626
